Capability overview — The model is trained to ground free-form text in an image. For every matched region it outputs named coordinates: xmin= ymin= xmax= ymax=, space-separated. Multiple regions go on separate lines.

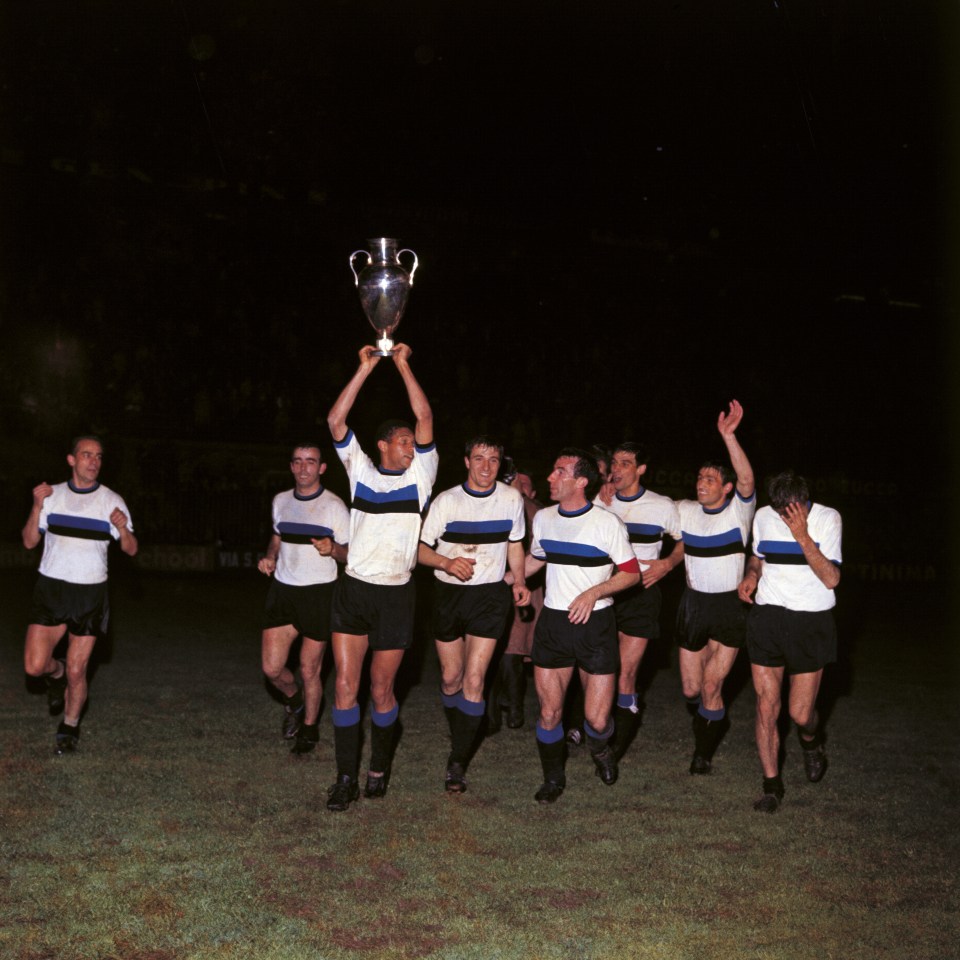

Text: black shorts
xmin=262 ymin=579 xmax=335 ymax=641
xmin=613 ymin=582 xmax=661 ymax=640
xmin=331 ymin=573 xmax=416 ymax=651
xmin=433 ymin=579 xmax=512 ymax=642
xmin=532 ymin=606 xmax=619 ymax=675
xmin=675 ymin=588 xmax=748 ymax=652
xmin=30 ymin=574 xmax=109 ymax=637
xmin=746 ymin=603 xmax=837 ymax=674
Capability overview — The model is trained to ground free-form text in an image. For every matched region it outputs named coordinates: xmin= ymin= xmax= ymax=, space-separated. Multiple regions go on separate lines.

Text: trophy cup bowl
xmin=349 ymin=237 xmax=419 ymax=356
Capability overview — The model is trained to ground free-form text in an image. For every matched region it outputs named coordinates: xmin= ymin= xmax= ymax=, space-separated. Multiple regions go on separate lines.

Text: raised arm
xmin=22 ymin=482 xmax=53 ymax=549
xmin=327 ymin=346 xmax=381 ymax=443
xmin=391 ymin=343 xmax=433 ymax=446
xmin=717 ymin=399 xmax=754 ymax=499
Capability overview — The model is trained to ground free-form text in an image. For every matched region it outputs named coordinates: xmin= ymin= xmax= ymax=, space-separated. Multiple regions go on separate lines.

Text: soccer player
xmin=258 ymin=443 xmax=349 ymax=754
xmin=21 ymin=435 xmax=138 ymax=754
xmin=739 ymin=470 xmax=842 ymax=812
xmin=418 ymin=436 xmax=530 ymax=793
xmin=675 ymin=401 xmax=756 ymax=775
xmin=525 ymin=449 xmax=640 ymax=804
xmin=602 ymin=442 xmax=684 ymax=759
xmin=325 ymin=343 xmax=437 ymax=811
xmin=490 ymin=467 xmax=545 ymax=732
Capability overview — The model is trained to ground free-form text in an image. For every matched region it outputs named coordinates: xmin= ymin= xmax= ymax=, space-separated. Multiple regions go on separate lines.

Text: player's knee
xmin=539 ymin=705 xmax=563 ymax=729
xmin=461 ymin=671 xmax=485 ymax=702
xmin=24 ymin=653 xmax=47 ymax=678
xmin=583 ymin=707 xmax=611 ymax=735
xmin=701 ymin=678 xmax=722 ymax=702
xmin=369 ymin=676 xmax=395 ymax=706
xmin=789 ymin=704 xmax=815 ymax=730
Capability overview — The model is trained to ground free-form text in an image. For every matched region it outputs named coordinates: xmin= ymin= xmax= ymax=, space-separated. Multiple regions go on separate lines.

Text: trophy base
xmin=373 ymin=336 xmax=395 ymax=357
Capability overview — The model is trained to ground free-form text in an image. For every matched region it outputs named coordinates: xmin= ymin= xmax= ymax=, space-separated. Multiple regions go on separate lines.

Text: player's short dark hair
xmin=290 ymin=442 xmax=323 ymax=462
xmin=699 ymin=459 xmax=735 ymax=487
xmin=376 ymin=419 xmax=414 ymax=444
xmin=464 ymin=435 xmax=504 ymax=460
xmin=612 ymin=441 xmax=649 ymax=467
xmin=590 ymin=443 xmax=611 ymax=468
xmin=71 ymin=434 xmax=103 ymax=456
xmin=767 ymin=470 xmax=810 ymax=513
xmin=558 ymin=446 xmax=601 ymax=500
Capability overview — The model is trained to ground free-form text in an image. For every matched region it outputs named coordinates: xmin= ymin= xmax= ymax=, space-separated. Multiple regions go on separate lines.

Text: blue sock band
xmin=584 ymin=719 xmax=614 ymax=741
xmin=332 ymin=705 xmax=361 ymax=728
xmin=698 ymin=704 xmax=725 ymax=722
xmin=536 ymin=722 xmax=565 ymax=745
xmin=372 ymin=703 xmax=399 ymax=727
xmin=457 ymin=693 xmax=486 ymax=717
xmin=617 ymin=693 xmax=637 ymax=710
xmin=441 ymin=691 xmax=459 ymax=710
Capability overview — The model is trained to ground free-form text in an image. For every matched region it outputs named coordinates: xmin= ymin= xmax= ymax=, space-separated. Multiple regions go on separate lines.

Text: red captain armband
xmin=618 ymin=558 xmax=641 ymax=575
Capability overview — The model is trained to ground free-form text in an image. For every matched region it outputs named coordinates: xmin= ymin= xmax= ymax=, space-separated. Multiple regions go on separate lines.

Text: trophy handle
xmin=397 ymin=248 xmax=419 ymax=285
xmin=349 ymin=250 xmax=371 ymax=286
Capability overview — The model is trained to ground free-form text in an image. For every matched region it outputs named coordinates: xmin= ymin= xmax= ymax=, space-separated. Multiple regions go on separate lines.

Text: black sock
xmin=333 ymin=722 xmax=360 ymax=780
xmin=450 ymin=707 xmax=484 ymax=766
xmin=536 ymin=737 xmax=567 ymax=785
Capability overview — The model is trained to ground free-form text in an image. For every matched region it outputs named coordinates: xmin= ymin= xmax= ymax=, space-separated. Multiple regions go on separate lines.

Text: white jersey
xmin=334 ymin=429 xmax=439 ymax=585
xmin=677 ymin=491 xmax=756 ymax=593
xmin=597 ymin=486 xmax=681 ymax=571
xmin=531 ymin=503 xmax=634 ymax=612
xmin=38 ymin=481 xmax=133 ymax=585
xmin=271 ymin=487 xmax=350 ymax=588
xmin=421 ymin=481 xmax=525 ymax=586
xmin=752 ymin=503 xmax=842 ymax=612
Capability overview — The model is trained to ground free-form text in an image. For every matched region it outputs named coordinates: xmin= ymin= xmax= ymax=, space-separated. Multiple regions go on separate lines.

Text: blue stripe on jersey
xmin=541 ymin=538 xmax=611 ymax=568
xmin=757 ymin=539 xmax=813 ymax=565
xmin=278 ymin=521 xmax=336 ymax=544
xmin=441 ymin=519 xmax=513 ymax=545
xmin=353 ymin=481 xmax=422 ymax=515
xmin=46 ymin=513 xmax=112 ymax=541
xmin=683 ymin=527 xmax=744 ymax=558
xmin=625 ymin=522 xmax=664 ymax=545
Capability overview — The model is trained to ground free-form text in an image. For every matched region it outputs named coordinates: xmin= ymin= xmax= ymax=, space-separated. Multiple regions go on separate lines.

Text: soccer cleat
xmin=800 ymin=741 xmax=828 ymax=783
xmin=753 ymin=777 xmax=785 ymax=813
xmin=753 ymin=792 xmax=782 ymax=813
xmin=364 ymin=770 xmax=389 ymax=799
xmin=326 ymin=775 xmax=359 ymax=812
xmin=534 ymin=779 xmax=565 ymax=804
xmin=689 ymin=754 xmax=712 ymax=775
xmin=46 ymin=660 xmax=67 ymax=716
xmin=565 ymin=727 xmax=583 ymax=746
xmin=54 ymin=722 xmax=79 ymax=755
xmin=591 ymin=746 xmax=619 ymax=786
xmin=291 ymin=723 xmax=319 ymax=755
xmin=282 ymin=704 xmax=304 ymax=740
xmin=444 ymin=761 xmax=467 ymax=794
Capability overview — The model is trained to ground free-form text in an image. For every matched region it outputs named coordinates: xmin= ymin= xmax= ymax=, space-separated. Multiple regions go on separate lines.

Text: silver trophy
xmin=349 ymin=237 xmax=419 ymax=356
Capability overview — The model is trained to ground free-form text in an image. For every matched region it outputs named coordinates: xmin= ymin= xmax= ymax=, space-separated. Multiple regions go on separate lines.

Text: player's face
xmin=596 ymin=458 xmax=611 ymax=483
xmin=513 ymin=472 xmax=535 ymax=499
xmin=67 ymin=440 xmax=103 ymax=488
xmin=289 ymin=447 xmax=325 ymax=493
xmin=379 ymin=428 xmax=416 ymax=472
xmin=610 ymin=451 xmax=646 ymax=495
xmin=696 ymin=467 xmax=732 ymax=510
xmin=464 ymin=444 xmax=500 ymax=492
xmin=547 ymin=456 xmax=586 ymax=505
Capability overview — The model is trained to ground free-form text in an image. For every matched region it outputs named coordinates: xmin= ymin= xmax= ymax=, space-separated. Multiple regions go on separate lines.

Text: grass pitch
xmin=0 ymin=569 xmax=956 ymax=960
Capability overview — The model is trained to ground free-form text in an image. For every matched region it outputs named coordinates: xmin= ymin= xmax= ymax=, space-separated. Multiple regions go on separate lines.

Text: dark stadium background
xmin=0 ymin=2 xmax=953 ymax=583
